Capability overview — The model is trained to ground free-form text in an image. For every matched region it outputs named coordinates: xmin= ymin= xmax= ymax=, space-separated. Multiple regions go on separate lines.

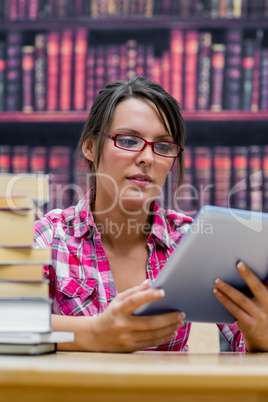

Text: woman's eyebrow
xmin=112 ymin=128 xmax=172 ymax=139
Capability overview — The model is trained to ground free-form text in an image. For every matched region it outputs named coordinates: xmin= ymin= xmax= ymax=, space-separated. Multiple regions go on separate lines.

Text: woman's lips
xmin=127 ymin=175 xmax=152 ymax=187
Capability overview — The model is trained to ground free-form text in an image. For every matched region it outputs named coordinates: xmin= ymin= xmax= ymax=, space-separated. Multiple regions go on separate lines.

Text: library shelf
xmin=0 ymin=111 xmax=268 ymax=123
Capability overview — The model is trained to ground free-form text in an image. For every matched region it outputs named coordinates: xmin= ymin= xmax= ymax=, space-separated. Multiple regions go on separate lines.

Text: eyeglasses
xmin=105 ymin=134 xmax=183 ymax=158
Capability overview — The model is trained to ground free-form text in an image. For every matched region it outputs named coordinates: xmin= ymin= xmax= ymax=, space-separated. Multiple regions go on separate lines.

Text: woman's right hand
xmin=89 ymin=280 xmax=185 ymax=352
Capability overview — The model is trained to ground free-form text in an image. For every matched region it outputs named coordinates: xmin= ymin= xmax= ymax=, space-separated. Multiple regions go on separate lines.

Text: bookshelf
xmin=0 ymin=0 xmax=268 ymax=213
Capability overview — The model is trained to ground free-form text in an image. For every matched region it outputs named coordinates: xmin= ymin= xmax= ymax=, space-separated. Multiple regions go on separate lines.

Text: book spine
xmin=17 ymin=0 xmax=27 ymax=19
xmin=0 ymin=146 xmax=11 ymax=173
xmin=106 ymin=44 xmax=121 ymax=83
xmin=263 ymin=145 xmax=268 ymax=213
xmin=241 ymin=38 xmax=255 ymax=111
xmin=22 ymin=45 xmax=35 ymax=112
xmin=175 ymin=147 xmax=196 ymax=216
xmin=30 ymin=146 xmax=48 ymax=173
xmin=8 ymin=0 xmax=18 ymax=20
xmin=12 ymin=145 xmax=29 ymax=173
xmin=46 ymin=31 xmax=60 ymax=111
xmin=85 ymin=46 xmax=95 ymax=110
xmin=94 ymin=46 xmax=105 ymax=99
xmin=233 ymin=0 xmax=242 ymax=18
xmin=196 ymin=31 xmax=212 ymax=110
xmin=161 ymin=50 xmax=171 ymax=94
xmin=260 ymin=48 xmax=268 ymax=111
xmin=231 ymin=146 xmax=248 ymax=210
xmin=251 ymin=30 xmax=263 ymax=112
xmin=248 ymin=145 xmax=262 ymax=212
xmin=170 ymin=30 xmax=184 ymax=104
xmin=119 ymin=43 xmax=127 ymax=81
xmin=210 ymin=0 xmax=219 ymax=18
xmin=28 ymin=0 xmax=39 ymax=19
xmin=136 ymin=44 xmax=146 ymax=77
xmin=126 ymin=39 xmax=138 ymax=80
xmin=144 ymin=45 xmax=154 ymax=81
xmin=193 ymin=146 xmax=213 ymax=210
xmin=6 ymin=31 xmax=22 ymax=111
xmin=184 ymin=30 xmax=199 ymax=111
xmin=59 ymin=29 xmax=73 ymax=111
xmin=151 ymin=57 xmax=161 ymax=86
xmin=213 ymin=146 xmax=232 ymax=207
xmin=223 ymin=29 xmax=242 ymax=111
xmin=34 ymin=33 xmax=47 ymax=111
xmin=210 ymin=44 xmax=226 ymax=111
xmin=0 ymin=42 xmax=6 ymax=112
xmin=73 ymin=28 xmax=88 ymax=111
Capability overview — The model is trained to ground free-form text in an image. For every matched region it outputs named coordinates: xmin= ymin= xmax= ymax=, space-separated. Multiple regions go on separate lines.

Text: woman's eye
xmin=117 ymin=137 xmax=138 ymax=148
xmin=155 ymin=142 xmax=171 ymax=153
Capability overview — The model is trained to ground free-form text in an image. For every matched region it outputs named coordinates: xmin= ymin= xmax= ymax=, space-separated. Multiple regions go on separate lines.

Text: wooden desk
xmin=1 ymin=351 xmax=268 ymax=402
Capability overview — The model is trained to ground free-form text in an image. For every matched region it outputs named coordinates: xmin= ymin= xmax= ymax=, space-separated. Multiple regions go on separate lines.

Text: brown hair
xmin=78 ymin=76 xmax=186 ymax=199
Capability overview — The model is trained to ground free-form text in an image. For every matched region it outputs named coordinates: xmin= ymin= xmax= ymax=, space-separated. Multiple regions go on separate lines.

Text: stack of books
xmin=0 ymin=173 xmax=74 ymax=355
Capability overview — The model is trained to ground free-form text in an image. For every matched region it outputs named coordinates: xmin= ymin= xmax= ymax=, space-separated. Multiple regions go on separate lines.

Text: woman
xmin=34 ymin=76 xmax=268 ymax=352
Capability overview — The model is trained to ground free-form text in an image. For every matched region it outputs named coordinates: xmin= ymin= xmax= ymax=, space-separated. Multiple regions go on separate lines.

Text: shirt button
xmin=77 ymin=287 xmax=83 ymax=295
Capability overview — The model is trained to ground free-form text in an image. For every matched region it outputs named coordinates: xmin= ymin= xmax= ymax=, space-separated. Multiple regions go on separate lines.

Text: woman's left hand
xmin=213 ymin=260 xmax=268 ymax=352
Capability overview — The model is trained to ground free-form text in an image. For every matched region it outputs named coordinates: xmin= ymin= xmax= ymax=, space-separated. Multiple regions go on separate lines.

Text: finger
xmin=213 ymin=286 xmax=253 ymax=323
xmin=120 ymin=287 xmax=166 ymax=314
xmin=236 ymin=261 xmax=268 ymax=303
xmin=115 ymin=279 xmax=151 ymax=301
xmin=132 ymin=321 xmax=184 ymax=341
xmin=135 ymin=331 xmax=178 ymax=351
xmin=130 ymin=311 xmax=185 ymax=331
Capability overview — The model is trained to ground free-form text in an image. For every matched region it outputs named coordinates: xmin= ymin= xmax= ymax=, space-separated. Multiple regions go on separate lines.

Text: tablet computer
xmin=134 ymin=205 xmax=268 ymax=324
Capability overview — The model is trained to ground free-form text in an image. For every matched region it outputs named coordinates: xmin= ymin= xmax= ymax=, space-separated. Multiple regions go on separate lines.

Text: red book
xmin=106 ymin=44 xmax=121 ymax=83
xmin=210 ymin=44 xmax=226 ymax=111
xmin=196 ymin=32 xmax=212 ymax=110
xmin=73 ymin=29 xmax=88 ymax=111
xmin=48 ymin=146 xmax=72 ymax=209
xmin=22 ymin=45 xmax=34 ymax=113
xmin=170 ymin=30 xmax=184 ymax=104
xmin=119 ymin=43 xmax=127 ymax=81
xmin=94 ymin=46 xmax=105 ymax=100
xmin=30 ymin=147 xmax=47 ymax=173
xmin=12 ymin=146 xmax=29 ymax=173
xmin=7 ymin=0 xmax=18 ymax=20
xmin=0 ymin=42 xmax=6 ymax=111
xmin=0 ymin=146 xmax=11 ymax=173
xmin=136 ymin=44 xmax=145 ymax=77
xmin=194 ymin=147 xmax=212 ymax=209
xmin=175 ymin=147 xmax=196 ymax=216
xmin=59 ymin=29 xmax=73 ymax=111
xmin=231 ymin=146 xmax=248 ymax=210
xmin=263 ymin=145 xmax=268 ymax=213
xmin=46 ymin=31 xmax=60 ymax=111
xmin=161 ymin=50 xmax=171 ymax=94
xmin=151 ymin=57 xmax=161 ymax=86
xmin=34 ymin=33 xmax=47 ymax=111
xmin=213 ymin=146 xmax=232 ymax=207
xmin=184 ymin=30 xmax=199 ymax=111
xmin=144 ymin=45 xmax=154 ymax=81
xmin=28 ymin=0 xmax=39 ymax=20
xmin=85 ymin=47 xmax=95 ymax=110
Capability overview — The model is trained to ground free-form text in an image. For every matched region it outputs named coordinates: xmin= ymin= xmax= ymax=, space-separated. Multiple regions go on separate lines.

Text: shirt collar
xmin=72 ymin=189 xmax=190 ymax=248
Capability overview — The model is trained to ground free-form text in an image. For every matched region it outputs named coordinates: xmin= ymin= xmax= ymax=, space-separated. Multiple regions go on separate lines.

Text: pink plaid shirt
xmin=33 ymin=190 xmax=246 ymax=352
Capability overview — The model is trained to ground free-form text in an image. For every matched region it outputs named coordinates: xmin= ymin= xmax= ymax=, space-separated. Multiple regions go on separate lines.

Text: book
xmin=184 ymin=30 xmax=199 ymax=111
xmin=210 ymin=44 xmax=226 ymax=111
xmin=73 ymin=28 xmax=88 ymax=111
xmin=0 ymin=173 xmax=50 ymax=206
xmin=263 ymin=145 xmax=268 ymax=213
xmin=213 ymin=146 xmax=232 ymax=207
xmin=0 ymin=330 xmax=74 ymax=344
xmin=12 ymin=145 xmax=29 ymax=173
xmin=260 ymin=48 xmax=268 ymax=111
xmin=161 ymin=50 xmax=171 ymax=94
xmin=0 ymin=247 xmax=51 ymax=265
xmin=46 ymin=31 xmax=60 ymax=111
xmin=0 ymin=297 xmax=52 ymax=332
xmin=231 ymin=146 xmax=248 ymax=210
xmin=34 ymin=33 xmax=47 ymax=111
xmin=223 ymin=29 xmax=242 ymax=111
xmin=0 ymin=279 xmax=49 ymax=298
xmin=0 ymin=146 xmax=11 ymax=173
xmin=0 ymin=343 xmax=56 ymax=355
xmin=30 ymin=146 xmax=48 ymax=173
xmin=0 ymin=41 xmax=5 ymax=112
xmin=194 ymin=146 xmax=212 ymax=210
xmin=0 ymin=195 xmax=35 ymax=247
xmin=196 ymin=32 xmax=212 ymax=110
xmin=59 ymin=29 xmax=73 ymax=111
xmin=0 ymin=264 xmax=44 ymax=280
xmin=5 ymin=31 xmax=22 ymax=111
xmin=22 ymin=45 xmax=35 ymax=112
xmin=241 ymin=38 xmax=255 ymax=111
xmin=251 ymin=30 xmax=263 ymax=112
xmin=248 ymin=145 xmax=262 ymax=212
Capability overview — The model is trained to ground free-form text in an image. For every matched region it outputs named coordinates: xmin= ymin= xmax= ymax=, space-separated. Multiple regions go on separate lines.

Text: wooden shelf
xmin=0 ymin=111 xmax=268 ymax=123
xmin=0 ymin=17 xmax=268 ymax=30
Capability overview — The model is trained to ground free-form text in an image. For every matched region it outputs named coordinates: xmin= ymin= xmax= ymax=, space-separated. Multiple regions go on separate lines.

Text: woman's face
xmin=92 ymin=97 xmax=175 ymax=215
